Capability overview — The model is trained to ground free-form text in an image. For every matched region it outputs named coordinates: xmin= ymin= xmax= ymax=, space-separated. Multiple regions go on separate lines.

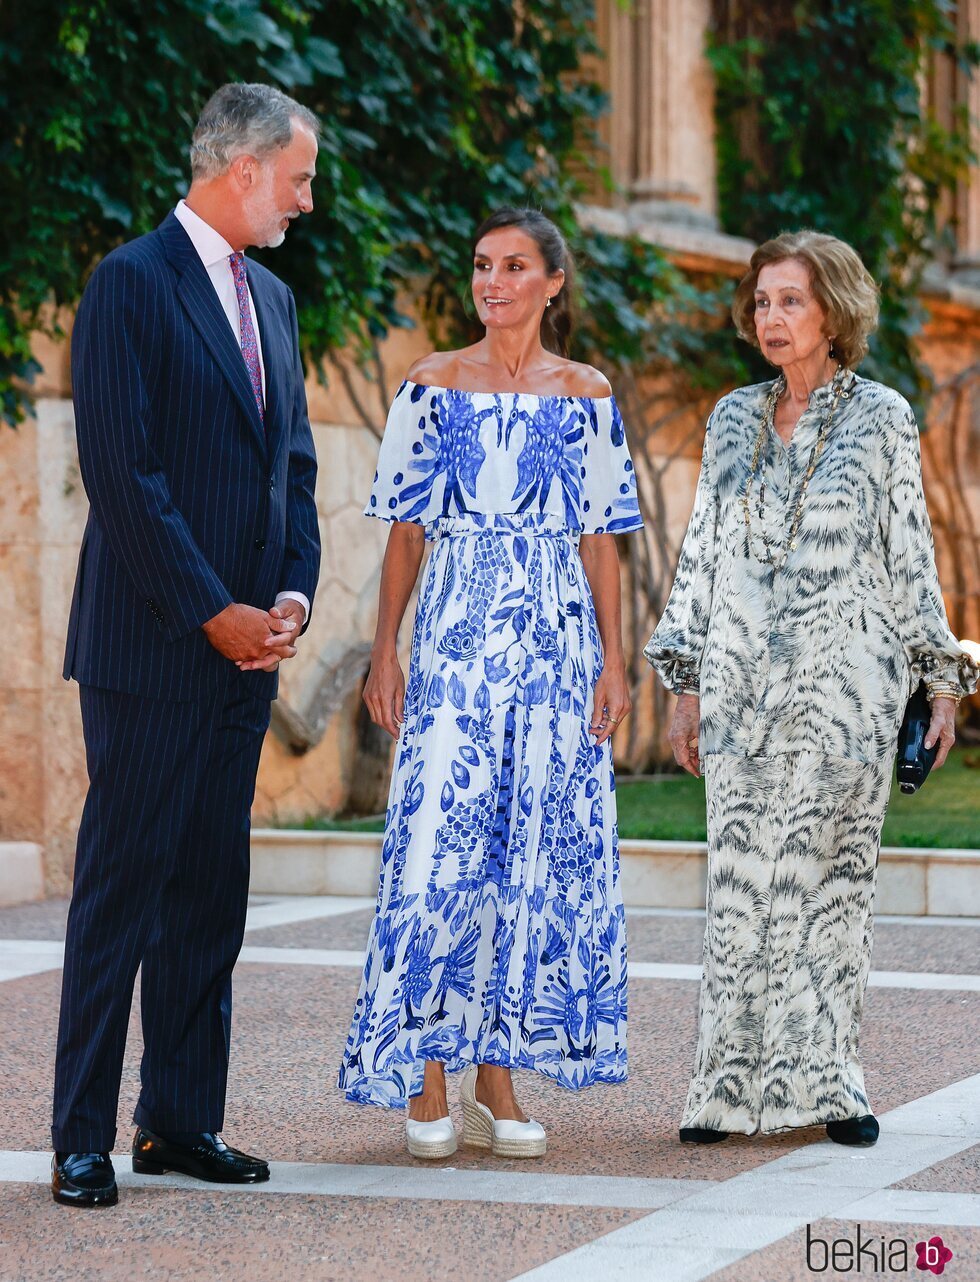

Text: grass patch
xmin=617 ymin=747 xmax=980 ymax=848
xmin=297 ymin=748 xmax=979 ymax=849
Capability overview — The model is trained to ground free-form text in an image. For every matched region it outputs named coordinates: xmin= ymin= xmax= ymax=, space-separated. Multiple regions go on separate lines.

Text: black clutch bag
xmin=896 ymin=681 xmax=938 ymax=794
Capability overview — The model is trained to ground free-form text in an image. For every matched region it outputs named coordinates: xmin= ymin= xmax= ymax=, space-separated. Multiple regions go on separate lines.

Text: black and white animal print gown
xmin=645 ymin=371 xmax=978 ymax=1133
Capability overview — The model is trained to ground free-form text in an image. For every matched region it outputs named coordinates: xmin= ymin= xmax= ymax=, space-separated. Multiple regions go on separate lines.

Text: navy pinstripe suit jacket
xmin=64 ymin=212 xmax=320 ymax=702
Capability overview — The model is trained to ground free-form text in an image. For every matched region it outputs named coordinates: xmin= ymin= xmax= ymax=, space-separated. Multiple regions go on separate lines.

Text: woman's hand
xmin=590 ymin=663 xmax=631 ymax=747
xmin=924 ymin=695 xmax=957 ymax=769
xmin=669 ymin=692 xmax=701 ymax=777
xmin=363 ymin=646 xmax=406 ymax=738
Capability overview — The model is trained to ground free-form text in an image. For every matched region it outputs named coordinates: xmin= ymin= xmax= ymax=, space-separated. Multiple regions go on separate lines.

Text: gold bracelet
xmin=926 ymin=685 xmax=963 ymax=704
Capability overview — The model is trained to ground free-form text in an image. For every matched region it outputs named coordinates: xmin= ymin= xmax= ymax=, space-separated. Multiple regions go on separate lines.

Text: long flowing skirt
xmin=338 ymin=514 xmax=628 ymax=1107
xmin=684 ymin=750 xmax=891 ymax=1134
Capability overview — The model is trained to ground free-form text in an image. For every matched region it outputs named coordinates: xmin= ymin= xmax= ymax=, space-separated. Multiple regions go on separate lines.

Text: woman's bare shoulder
xmin=552 ymin=361 xmax=613 ymax=399
xmin=404 ymin=350 xmax=471 ymax=387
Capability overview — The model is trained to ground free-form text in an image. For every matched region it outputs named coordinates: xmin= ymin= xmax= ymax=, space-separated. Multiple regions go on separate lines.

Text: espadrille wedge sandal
xmin=459 ymin=1066 xmax=547 ymax=1158
xmin=405 ymin=1115 xmax=458 ymax=1159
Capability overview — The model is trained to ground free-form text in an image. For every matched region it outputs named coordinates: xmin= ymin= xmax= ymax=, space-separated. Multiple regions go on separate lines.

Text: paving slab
xmin=706 ymin=1219 xmax=978 ymax=1282
xmin=892 ymin=1142 xmax=980 ymax=1193
xmin=0 ymin=1183 xmax=645 ymax=1282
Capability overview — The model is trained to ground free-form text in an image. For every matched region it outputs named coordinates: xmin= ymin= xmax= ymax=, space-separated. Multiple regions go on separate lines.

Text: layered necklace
xmin=742 ymin=365 xmax=849 ymax=571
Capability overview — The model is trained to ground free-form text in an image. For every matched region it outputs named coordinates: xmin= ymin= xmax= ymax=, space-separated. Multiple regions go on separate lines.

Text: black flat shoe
xmin=52 ymin=1152 xmax=118 ymax=1207
xmin=679 ymin=1127 xmax=729 ymax=1144
xmin=132 ymin=1128 xmax=270 ymax=1183
xmin=826 ymin=1115 xmax=879 ymax=1147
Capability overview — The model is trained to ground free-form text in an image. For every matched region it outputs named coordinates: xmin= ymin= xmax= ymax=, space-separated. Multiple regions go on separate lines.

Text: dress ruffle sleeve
xmin=643 ymin=414 xmax=719 ymax=694
xmin=882 ymin=396 xmax=979 ymax=699
xmin=579 ymin=397 xmax=644 ymax=535
xmin=364 ymin=381 xmax=441 ymax=526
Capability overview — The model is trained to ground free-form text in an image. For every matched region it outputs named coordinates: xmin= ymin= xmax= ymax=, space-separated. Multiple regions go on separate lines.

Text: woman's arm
xmin=881 ymin=397 xmax=979 ymax=766
xmin=643 ymin=421 xmax=719 ymax=777
xmin=363 ymin=522 xmax=427 ymax=737
xmin=579 ymin=532 xmax=630 ymax=747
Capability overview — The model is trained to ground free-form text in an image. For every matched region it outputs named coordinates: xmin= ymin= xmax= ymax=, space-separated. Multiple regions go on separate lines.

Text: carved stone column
xmin=627 ymin=0 xmax=718 ymax=228
xmin=954 ymin=0 xmax=980 ymax=277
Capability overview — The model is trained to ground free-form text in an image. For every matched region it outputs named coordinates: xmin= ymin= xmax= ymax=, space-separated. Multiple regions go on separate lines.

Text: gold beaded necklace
xmin=742 ymin=365 xmax=849 ymax=571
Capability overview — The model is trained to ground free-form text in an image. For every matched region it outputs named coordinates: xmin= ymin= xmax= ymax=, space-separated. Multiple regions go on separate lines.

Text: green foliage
xmin=3 ymin=0 xmax=969 ymax=425
xmin=294 ymin=746 xmax=980 ymax=848
xmin=708 ymin=0 xmax=978 ymax=409
xmin=0 ymin=0 xmax=716 ymax=424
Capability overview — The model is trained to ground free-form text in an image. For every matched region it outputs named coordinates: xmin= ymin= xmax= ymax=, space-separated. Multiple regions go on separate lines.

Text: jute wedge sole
xmin=405 ymin=1118 xmax=458 ymax=1159
xmin=459 ymin=1066 xmax=547 ymax=1159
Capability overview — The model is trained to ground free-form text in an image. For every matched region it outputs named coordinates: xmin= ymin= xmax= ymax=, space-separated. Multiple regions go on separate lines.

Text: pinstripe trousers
xmin=52 ymin=682 xmax=270 ymax=1151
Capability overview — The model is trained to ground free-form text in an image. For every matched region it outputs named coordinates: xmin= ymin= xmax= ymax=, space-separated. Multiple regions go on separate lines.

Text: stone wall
xmin=5 ymin=283 xmax=976 ymax=894
xmin=2 ymin=4 xmax=978 ymax=894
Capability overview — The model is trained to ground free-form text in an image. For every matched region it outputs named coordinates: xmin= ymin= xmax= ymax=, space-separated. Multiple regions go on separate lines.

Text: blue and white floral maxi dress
xmin=338 ymin=381 xmax=644 ymax=1106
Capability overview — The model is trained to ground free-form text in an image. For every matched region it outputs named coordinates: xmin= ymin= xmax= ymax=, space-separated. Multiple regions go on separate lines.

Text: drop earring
xmin=546 ymin=297 xmax=552 ymax=308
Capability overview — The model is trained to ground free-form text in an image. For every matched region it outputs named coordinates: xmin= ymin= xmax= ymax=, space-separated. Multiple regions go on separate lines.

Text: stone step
xmin=249 ymin=830 xmax=980 ymax=917
xmin=0 ymin=843 xmax=44 ymax=908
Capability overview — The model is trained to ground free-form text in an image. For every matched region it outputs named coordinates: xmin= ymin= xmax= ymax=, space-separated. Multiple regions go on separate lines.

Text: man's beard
xmin=246 ymin=174 xmax=290 ymax=249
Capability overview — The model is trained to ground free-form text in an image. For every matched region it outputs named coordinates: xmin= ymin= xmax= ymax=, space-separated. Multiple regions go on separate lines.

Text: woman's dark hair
xmin=472 ymin=207 xmax=575 ymax=358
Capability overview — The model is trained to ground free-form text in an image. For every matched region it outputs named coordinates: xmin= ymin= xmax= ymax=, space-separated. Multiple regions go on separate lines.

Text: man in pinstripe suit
xmin=52 ymin=84 xmax=322 ymax=1207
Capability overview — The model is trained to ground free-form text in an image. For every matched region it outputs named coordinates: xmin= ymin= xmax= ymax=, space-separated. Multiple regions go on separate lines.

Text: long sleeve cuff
xmin=275 ymin=590 xmax=310 ymax=624
xmin=918 ymin=649 xmax=979 ymax=701
xmin=643 ymin=638 xmax=701 ymax=695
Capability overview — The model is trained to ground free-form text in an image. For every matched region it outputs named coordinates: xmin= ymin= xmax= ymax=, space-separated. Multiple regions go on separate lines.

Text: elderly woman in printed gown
xmin=645 ymin=230 xmax=978 ymax=1148
xmin=338 ymin=208 xmax=643 ymax=1160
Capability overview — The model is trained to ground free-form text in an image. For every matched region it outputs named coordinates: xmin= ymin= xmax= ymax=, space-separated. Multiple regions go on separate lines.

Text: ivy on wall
xmin=708 ymin=0 xmax=978 ymax=408
xmin=0 ymin=0 xmax=738 ymax=427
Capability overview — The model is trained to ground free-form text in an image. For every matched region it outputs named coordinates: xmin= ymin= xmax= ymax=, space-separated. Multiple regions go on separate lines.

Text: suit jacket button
xmin=254 ymin=539 xmax=266 ymax=551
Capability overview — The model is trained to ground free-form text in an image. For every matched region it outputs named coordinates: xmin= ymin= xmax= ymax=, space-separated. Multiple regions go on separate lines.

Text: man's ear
xmin=229 ymin=154 xmax=257 ymax=190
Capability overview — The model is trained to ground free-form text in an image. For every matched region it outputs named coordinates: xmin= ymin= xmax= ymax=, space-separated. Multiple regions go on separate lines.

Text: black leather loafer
xmin=51 ymin=1152 xmax=118 ymax=1207
xmin=679 ymin=1127 xmax=729 ymax=1144
xmin=826 ymin=1114 xmax=879 ymax=1147
xmin=132 ymin=1129 xmax=270 ymax=1183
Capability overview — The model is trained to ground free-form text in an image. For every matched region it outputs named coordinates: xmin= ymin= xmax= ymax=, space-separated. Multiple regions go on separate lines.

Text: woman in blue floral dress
xmin=338 ymin=209 xmax=643 ymax=1160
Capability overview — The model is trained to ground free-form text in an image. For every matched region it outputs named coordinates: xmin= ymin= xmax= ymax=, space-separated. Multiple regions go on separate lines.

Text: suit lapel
xmin=158 ymin=213 xmax=268 ymax=458
xmin=247 ymin=266 xmax=288 ymax=471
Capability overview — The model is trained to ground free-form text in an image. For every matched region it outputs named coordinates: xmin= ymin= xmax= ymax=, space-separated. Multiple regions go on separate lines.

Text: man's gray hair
xmin=190 ymin=83 xmax=320 ymax=181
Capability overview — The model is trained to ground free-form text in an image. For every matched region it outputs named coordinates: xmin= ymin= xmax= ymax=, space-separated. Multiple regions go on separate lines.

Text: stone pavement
xmin=0 ymin=895 xmax=977 ymax=1282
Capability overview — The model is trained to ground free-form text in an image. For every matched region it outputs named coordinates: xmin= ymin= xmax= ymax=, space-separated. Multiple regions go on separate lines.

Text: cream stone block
xmin=39 ymin=543 xmax=81 ymax=689
xmin=0 ymin=544 xmax=43 ymax=691
xmin=0 ymin=688 xmax=43 ymax=843
xmin=0 ymin=417 xmax=39 ymax=543
xmin=619 ymin=839 xmax=708 ymax=908
xmin=36 ymin=398 xmax=87 ymax=546
xmin=327 ymin=503 xmax=387 ymax=601
xmin=312 ymin=423 xmax=358 ymax=518
xmin=926 ymin=851 xmax=980 ymax=917
xmin=348 ymin=422 xmax=386 ymax=493
xmin=0 ymin=842 xmax=44 ymax=906
xmin=256 ymin=704 xmax=340 ymax=816
xmin=249 ymin=829 xmax=382 ymax=897
xmin=40 ymin=683 xmax=86 ymax=895
xmin=874 ymin=856 xmax=927 ymax=916
xmin=29 ymin=309 xmax=74 ymax=399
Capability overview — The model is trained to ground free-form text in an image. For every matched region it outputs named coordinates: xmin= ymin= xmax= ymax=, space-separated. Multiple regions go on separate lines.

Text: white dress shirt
xmin=173 ymin=200 xmax=309 ymax=624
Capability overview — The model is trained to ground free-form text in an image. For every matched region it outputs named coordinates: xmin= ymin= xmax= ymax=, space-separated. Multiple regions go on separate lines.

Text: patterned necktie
xmin=228 ymin=252 xmax=264 ymax=424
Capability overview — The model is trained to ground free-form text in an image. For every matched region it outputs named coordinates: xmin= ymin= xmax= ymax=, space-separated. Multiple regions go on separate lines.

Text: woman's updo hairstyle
xmin=473 ymin=207 xmax=576 ymax=358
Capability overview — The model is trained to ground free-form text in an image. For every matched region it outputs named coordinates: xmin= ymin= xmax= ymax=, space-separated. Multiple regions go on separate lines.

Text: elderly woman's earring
xmin=828 ymin=338 xmax=836 ymax=358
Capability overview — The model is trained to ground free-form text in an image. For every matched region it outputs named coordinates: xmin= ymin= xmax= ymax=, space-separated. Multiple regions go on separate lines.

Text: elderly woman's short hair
xmin=190 ymin=83 xmax=320 ymax=181
xmin=732 ymin=230 xmax=880 ymax=369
